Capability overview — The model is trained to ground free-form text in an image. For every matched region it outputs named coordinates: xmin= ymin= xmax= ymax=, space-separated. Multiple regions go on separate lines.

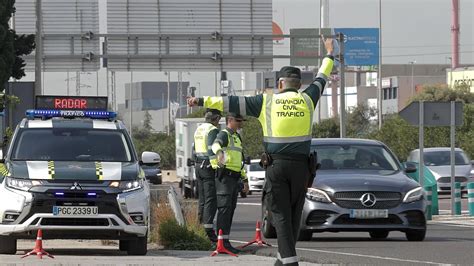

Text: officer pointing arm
xmin=187 ymin=37 xmax=334 ymax=118
xmin=189 ymin=37 xmax=335 ymax=265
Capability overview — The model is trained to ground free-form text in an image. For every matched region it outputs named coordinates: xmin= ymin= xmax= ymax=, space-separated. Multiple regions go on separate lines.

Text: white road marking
xmin=237 ymin=202 xmax=261 ymax=206
xmin=231 ymin=240 xmax=447 ymax=265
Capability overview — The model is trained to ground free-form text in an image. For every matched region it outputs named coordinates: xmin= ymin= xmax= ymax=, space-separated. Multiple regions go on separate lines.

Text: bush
xmin=151 ymin=194 xmax=212 ymax=250
xmin=158 ymin=219 xmax=211 ymax=250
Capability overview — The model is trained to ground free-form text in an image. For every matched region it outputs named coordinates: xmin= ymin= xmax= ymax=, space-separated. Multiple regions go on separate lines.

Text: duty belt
xmin=270 ymin=154 xmax=308 ymax=161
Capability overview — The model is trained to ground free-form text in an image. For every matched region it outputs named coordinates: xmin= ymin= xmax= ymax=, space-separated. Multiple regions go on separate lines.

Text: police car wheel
xmin=119 ymin=240 xmax=129 ymax=251
xmin=127 ymin=234 xmax=148 ymax=255
xmin=298 ymin=230 xmax=312 ymax=241
xmin=0 ymin=236 xmax=17 ymax=254
xmin=405 ymin=229 xmax=426 ymax=241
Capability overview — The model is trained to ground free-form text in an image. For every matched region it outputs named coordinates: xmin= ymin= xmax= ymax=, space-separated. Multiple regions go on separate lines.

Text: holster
xmin=308 ymin=151 xmax=320 ymax=187
xmin=259 ymin=152 xmax=273 ymax=169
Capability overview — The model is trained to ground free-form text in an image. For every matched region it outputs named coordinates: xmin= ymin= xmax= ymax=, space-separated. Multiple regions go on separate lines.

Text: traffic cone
xmin=21 ymin=229 xmax=54 ymax=259
xmin=239 ymin=221 xmax=271 ymax=248
xmin=210 ymin=229 xmax=237 ymax=257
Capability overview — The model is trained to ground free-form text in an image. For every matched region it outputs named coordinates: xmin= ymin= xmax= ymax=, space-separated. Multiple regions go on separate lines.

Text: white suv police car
xmin=0 ymin=96 xmax=157 ymax=255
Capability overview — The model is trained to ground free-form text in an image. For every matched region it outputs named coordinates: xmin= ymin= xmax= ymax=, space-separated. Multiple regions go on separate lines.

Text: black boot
xmin=224 ymin=240 xmax=240 ymax=254
xmin=206 ymin=229 xmax=218 ymax=243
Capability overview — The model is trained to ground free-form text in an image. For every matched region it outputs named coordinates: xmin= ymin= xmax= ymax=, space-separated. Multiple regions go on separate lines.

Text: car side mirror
xmin=141 ymin=151 xmax=161 ymax=165
xmin=187 ymin=158 xmax=195 ymax=167
xmin=244 ymin=156 xmax=251 ymax=165
xmin=404 ymin=162 xmax=417 ymax=174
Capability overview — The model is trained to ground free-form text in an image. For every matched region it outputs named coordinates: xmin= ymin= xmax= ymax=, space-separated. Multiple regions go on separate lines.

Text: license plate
xmin=350 ymin=209 xmax=388 ymax=219
xmin=53 ymin=206 xmax=98 ymax=216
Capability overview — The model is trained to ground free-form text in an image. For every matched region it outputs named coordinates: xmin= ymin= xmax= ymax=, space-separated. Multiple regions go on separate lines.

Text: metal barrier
xmin=425 ymin=186 xmax=432 ymax=220
xmin=454 ymin=182 xmax=462 ymax=215
xmin=468 ymin=182 xmax=474 ymax=216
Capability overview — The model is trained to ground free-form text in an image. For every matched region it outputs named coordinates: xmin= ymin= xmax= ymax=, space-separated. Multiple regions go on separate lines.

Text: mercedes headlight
xmin=6 ymin=177 xmax=42 ymax=191
xmin=109 ymin=179 xmax=144 ymax=193
xmin=403 ymin=187 xmax=423 ymax=203
xmin=306 ymin=188 xmax=332 ymax=203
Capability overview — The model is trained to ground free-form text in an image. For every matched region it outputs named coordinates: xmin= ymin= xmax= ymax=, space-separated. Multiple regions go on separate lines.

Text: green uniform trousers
xmin=264 ymin=157 xmax=309 ymax=266
xmin=195 ymin=165 xmax=217 ymax=229
xmin=215 ymin=168 xmax=240 ymax=240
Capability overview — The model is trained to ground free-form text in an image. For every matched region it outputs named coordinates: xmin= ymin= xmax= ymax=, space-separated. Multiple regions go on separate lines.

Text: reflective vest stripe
xmin=223 ymin=97 xmax=230 ymax=112
xmin=301 ymin=92 xmax=314 ymax=133
xmin=224 ymin=146 xmax=243 ymax=152
xmin=277 ymin=253 xmax=299 ymax=264
xmin=195 ymin=152 xmax=209 ymax=157
xmin=238 ymin=96 xmax=246 ymax=116
xmin=263 ymin=135 xmax=312 ymax=143
xmin=265 ymin=94 xmax=273 ymax=136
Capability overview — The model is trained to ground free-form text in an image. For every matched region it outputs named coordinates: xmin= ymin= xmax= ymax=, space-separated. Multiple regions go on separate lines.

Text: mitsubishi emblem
xmin=70 ymin=182 xmax=83 ymax=190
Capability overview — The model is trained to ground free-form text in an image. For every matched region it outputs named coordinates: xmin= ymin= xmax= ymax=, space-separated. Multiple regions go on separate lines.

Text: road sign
xmin=290 ymin=28 xmax=332 ymax=66
xmin=334 ymin=28 xmax=379 ymax=66
xmin=399 ymin=101 xmax=464 ymax=126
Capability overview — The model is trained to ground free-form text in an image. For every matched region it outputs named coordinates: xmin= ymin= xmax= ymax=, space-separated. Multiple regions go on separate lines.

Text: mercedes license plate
xmin=350 ymin=209 xmax=388 ymax=219
xmin=53 ymin=206 xmax=98 ymax=216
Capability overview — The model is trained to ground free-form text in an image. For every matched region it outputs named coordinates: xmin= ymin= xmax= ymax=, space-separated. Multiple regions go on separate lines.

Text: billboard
xmin=106 ymin=0 xmax=273 ymax=72
xmin=448 ymin=69 xmax=474 ymax=92
xmin=334 ymin=28 xmax=379 ymax=66
xmin=14 ymin=0 xmax=100 ymax=72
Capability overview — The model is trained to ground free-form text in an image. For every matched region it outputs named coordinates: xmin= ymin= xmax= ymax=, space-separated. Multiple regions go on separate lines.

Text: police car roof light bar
xmin=26 ymin=109 xmax=117 ymax=121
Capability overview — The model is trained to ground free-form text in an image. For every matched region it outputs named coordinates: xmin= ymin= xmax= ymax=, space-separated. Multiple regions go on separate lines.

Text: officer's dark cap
xmin=205 ymin=109 xmax=221 ymax=121
xmin=279 ymin=66 xmax=302 ymax=80
xmin=226 ymin=112 xmax=246 ymax=121
xmin=206 ymin=108 xmax=222 ymax=116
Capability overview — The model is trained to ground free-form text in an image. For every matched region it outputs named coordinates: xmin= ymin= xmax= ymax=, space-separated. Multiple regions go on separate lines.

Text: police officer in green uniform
xmin=193 ymin=109 xmax=222 ymax=242
xmin=188 ymin=37 xmax=335 ymax=265
xmin=211 ymin=113 xmax=249 ymax=254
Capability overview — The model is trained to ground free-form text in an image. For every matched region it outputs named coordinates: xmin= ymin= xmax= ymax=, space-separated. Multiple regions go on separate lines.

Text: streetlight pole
xmin=377 ymin=0 xmax=383 ymax=129
xmin=409 ymin=60 xmax=416 ymax=96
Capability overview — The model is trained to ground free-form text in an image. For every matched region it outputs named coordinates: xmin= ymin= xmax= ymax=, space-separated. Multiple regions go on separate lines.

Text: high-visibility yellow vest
xmin=258 ymin=91 xmax=314 ymax=143
xmin=193 ymin=123 xmax=218 ymax=168
xmin=221 ymin=129 xmax=243 ymax=173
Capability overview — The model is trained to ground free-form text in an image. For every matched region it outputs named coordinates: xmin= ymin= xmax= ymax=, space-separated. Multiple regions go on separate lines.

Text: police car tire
xmin=405 ymin=229 xmax=426 ymax=241
xmin=119 ymin=240 xmax=129 ymax=251
xmin=127 ymin=234 xmax=148 ymax=255
xmin=0 ymin=236 xmax=16 ymax=254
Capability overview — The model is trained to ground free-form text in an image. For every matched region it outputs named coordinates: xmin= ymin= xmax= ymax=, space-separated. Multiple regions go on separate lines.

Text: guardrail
xmin=468 ymin=182 xmax=474 ymax=216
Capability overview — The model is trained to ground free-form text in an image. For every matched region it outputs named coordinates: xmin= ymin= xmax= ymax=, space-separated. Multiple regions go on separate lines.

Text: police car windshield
xmin=311 ymin=144 xmax=399 ymax=172
xmin=11 ymin=128 xmax=133 ymax=162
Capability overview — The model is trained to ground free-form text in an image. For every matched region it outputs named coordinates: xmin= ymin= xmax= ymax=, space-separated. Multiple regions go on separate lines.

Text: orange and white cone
xmin=210 ymin=229 xmax=237 ymax=257
xmin=239 ymin=221 xmax=272 ymax=248
xmin=21 ymin=229 xmax=54 ymax=259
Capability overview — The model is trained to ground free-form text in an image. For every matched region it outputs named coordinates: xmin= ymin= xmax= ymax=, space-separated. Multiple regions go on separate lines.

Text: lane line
xmin=231 ymin=240 xmax=447 ymax=265
xmin=237 ymin=202 xmax=261 ymax=206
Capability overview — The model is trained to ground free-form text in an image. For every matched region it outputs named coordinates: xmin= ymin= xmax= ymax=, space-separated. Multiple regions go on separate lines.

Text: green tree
xmin=240 ymin=116 xmax=263 ymax=159
xmin=0 ymin=0 xmax=35 ymax=110
xmin=346 ymin=103 xmax=378 ymax=138
xmin=143 ymin=110 xmax=153 ymax=133
xmin=312 ymin=117 xmax=339 ymax=138
xmin=372 ymin=84 xmax=474 ymax=160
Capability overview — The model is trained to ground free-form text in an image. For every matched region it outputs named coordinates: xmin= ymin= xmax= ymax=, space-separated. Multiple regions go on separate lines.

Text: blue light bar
xmin=26 ymin=109 xmax=117 ymax=120
xmin=55 ymin=192 xmax=64 ymax=196
xmin=87 ymin=192 xmax=97 ymax=197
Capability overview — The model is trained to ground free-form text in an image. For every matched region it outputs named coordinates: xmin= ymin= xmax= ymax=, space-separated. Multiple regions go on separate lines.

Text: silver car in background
xmin=407 ymin=148 xmax=472 ymax=193
xmin=262 ymin=139 xmax=426 ymax=242
xmin=245 ymin=159 xmax=265 ymax=195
